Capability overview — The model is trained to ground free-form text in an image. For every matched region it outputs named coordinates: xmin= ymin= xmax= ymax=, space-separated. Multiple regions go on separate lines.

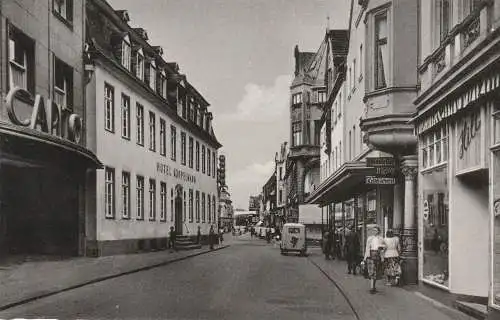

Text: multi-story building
xmin=218 ymin=186 xmax=233 ymax=231
xmin=275 ymin=141 xmax=288 ymax=228
xmin=261 ymin=171 xmax=277 ymax=227
xmin=84 ymin=0 xmax=221 ymax=256
xmin=0 ymin=0 xmax=101 ymax=257
xmin=413 ymin=0 xmax=500 ymax=316
xmin=308 ymin=0 xmax=419 ymax=284
xmin=285 ymin=40 xmax=328 ymax=223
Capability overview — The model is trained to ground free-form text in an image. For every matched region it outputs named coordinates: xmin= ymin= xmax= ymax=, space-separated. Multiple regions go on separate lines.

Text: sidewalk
xmin=307 ymin=248 xmax=475 ymax=320
xmin=0 ymin=242 xmax=229 ymax=311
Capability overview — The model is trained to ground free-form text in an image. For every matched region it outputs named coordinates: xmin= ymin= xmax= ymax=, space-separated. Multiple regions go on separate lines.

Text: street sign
xmin=365 ymin=176 xmax=396 ymax=185
xmin=423 ymin=200 xmax=429 ymax=220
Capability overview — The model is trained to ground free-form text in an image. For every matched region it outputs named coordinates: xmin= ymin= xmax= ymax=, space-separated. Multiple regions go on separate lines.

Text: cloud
xmin=230 ymin=160 xmax=275 ymax=185
xmin=220 ymin=74 xmax=293 ymax=122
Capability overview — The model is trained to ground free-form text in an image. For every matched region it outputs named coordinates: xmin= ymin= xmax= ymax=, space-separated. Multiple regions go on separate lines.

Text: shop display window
xmin=493 ymin=152 xmax=500 ymax=305
xmin=421 ymin=125 xmax=448 ymax=170
xmin=422 ymin=166 xmax=449 ymax=287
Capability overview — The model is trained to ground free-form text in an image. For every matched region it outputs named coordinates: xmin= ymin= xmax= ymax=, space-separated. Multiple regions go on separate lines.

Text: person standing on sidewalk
xmin=209 ymin=225 xmax=215 ymax=250
xmin=364 ymin=225 xmax=385 ymax=294
xmin=196 ymin=226 xmax=201 ymax=244
xmin=345 ymin=225 xmax=360 ymax=275
xmin=383 ymin=229 xmax=401 ymax=286
xmin=169 ymin=226 xmax=177 ymax=252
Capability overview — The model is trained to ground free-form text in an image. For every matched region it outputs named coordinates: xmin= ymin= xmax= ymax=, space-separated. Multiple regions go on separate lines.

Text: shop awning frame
xmin=305 ymin=161 xmax=376 ymax=206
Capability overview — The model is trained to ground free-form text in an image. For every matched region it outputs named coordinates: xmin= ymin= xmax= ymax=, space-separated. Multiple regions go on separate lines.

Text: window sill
xmin=105 ymin=128 xmax=115 ymax=134
xmin=105 ymin=215 xmax=115 ymax=220
xmin=137 ymin=142 xmax=144 ymax=147
xmin=420 ymin=162 xmax=447 ymax=174
xmin=149 ymin=218 xmax=156 ymax=222
xmin=121 ymin=216 xmax=131 ymax=220
xmin=136 ymin=217 xmax=145 ymax=221
xmin=149 ymin=148 xmax=156 ymax=152
xmin=160 ymin=219 xmax=167 ymax=223
xmin=122 ymin=135 xmax=130 ymax=141
xmin=53 ymin=11 xmax=74 ymax=30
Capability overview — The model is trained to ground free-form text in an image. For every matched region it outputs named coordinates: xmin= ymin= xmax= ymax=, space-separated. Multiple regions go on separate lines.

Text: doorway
xmin=175 ymin=197 xmax=183 ymax=235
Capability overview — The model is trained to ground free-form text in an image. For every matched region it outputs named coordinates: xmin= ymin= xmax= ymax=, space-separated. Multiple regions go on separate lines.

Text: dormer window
xmin=158 ymin=69 xmax=167 ymax=98
xmin=149 ymin=60 xmax=156 ymax=90
xmin=197 ymin=108 xmax=202 ymax=127
xmin=135 ymin=49 xmax=144 ymax=80
xmin=121 ymin=35 xmax=131 ymax=71
xmin=189 ymin=99 xmax=195 ymax=122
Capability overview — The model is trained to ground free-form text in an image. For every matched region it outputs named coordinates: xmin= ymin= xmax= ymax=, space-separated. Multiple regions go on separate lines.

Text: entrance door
xmin=175 ymin=197 xmax=183 ymax=235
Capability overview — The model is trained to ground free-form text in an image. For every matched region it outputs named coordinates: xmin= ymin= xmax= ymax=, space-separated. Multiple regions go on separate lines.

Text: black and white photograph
xmin=0 ymin=0 xmax=498 ymax=319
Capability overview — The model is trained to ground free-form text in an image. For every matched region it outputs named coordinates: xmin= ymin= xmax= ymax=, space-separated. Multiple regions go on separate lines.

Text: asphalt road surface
xmin=0 ymin=234 xmax=356 ymax=320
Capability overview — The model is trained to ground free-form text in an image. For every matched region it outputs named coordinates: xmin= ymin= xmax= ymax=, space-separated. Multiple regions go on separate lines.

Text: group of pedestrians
xmin=322 ymin=225 xmax=402 ymax=294
xmin=168 ymin=225 xmax=224 ymax=251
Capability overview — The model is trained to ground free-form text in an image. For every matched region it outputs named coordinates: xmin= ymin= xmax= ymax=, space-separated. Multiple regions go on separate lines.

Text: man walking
xmin=345 ymin=225 xmax=361 ymax=274
xmin=169 ymin=226 xmax=176 ymax=252
xmin=209 ymin=225 xmax=215 ymax=250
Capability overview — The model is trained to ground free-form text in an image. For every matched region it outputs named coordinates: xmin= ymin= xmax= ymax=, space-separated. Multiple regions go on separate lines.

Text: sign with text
xmin=157 ymin=162 xmax=197 ymax=183
xmin=456 ymin=109 xmax=482 ymax=172
xmin=365 ymin=176 xmax=396 ymax=185
xmin=366 ymin=157 xmax=396 ymax=176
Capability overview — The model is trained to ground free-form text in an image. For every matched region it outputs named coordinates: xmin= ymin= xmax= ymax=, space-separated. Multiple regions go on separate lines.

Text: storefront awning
xmin=305 ymin=161 xmax=376 ymax=206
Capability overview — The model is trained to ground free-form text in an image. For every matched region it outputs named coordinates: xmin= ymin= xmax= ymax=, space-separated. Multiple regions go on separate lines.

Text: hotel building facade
xmin=84 ymin=0 xmax=221 ymax=256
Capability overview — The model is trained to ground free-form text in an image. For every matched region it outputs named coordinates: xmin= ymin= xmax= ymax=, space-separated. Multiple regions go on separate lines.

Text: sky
xmin=108 ymin=0 xmax=350 ymax=210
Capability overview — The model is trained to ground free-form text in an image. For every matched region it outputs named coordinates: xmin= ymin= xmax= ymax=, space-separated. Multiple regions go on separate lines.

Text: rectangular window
xmin=160 ymin=119 xmax=166 ymax=156
xmin=53 ymin=0 xmax=73 ymax=22
xmin=149 ymin=179 xmax=156 ymax=221
xmin=279 ymin=190 xmax=283 ymax=203
xmin=279 ymin=167 xmax=283 ymax=180
xmin=8 ymin=26 xmax=35 ymax=93
xmin=462 ymin=0 xmax=481 ymax=20
xmin=149 ymin=64 xmax=156 ymax=91
xmin=196 ymin=191 xmax=200 ymax=222
xmin=437 ymin=0 xmax=451 ymax=43
xmin=207 ymin=149 xmax=211 ymax=176
xmin=212 ymin=152 xmax=216 ymax=178
xmin=374 ymin=13 xmax=388 ymax=89
xmin=121 ymin=171 xmax=130 ymax=219
xmin=421 ymin=125 xmax=448 ymax=169
xmin=136 ymin=53 xmax=144 ymax=80
xmin=54 ymin=57 xmax=73 ymax=110
xmin=202 ymin=145 xmax=206 ymax=173
xmin=208 ymin=196 xmax=211 ymax=223
xmin=104 ymin=84 xmax=115 ymax=132
xmin=159 ymin=71 xmax=167 ymax=98
xmin=105 ymin=167 xmax=115 ymax=219
xmin=121 ymin=41 xmax=131 ymax=71
xmin=121 ymin=94 xmax=130 ymax=139
xmin=171 ymin=125 xmax=177 ymax=161
xmin=136 ymin=103 xmax=144 ymax=145
xmin=292 ymin=93 xmax=302 ymax=105
xmin=202 ymin=193 xmax=206 ymax=222
xmin=213 ymin=195 xmax=216 ymax=222
xmin=292 ymin=121 xmax=302 ymax=146
xmin=318 ymin=90 xmax=326 ymax=103
xmin=160 ymin=182 xmax=167 ymax=222
xmin=188 ymin=137 xmax=194 ymax=168
xmin=196 ymin=141 xmax=200 ymax=171
xmin=149 ymin=111 xmax=156 ymax=151
xmin=136 ymin=176 xmax=144 ymax=220
xmin=189 ymin=189 xmax=194 ymax=222
xmin=181 ymin=132 xmax=187 ymax=165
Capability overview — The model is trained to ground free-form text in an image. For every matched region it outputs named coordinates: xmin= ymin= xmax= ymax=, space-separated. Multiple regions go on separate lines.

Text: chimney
xmin=133 ymin=28 xmax=148 ymax=41
xmin=115 ymin=10 xmax=130 ymax=22
xmin=153 ymin=46 xmax=163 ymax=56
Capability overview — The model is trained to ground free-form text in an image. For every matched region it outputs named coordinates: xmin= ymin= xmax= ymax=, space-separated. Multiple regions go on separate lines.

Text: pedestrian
xmin=345 ymin=225 xmax=361 ymax=275
xmin=363 ymin=225 xmax=385 ymax=294
xmin=219 ymin=227 xmax=224 ymax=244
xmin=322 ymin=230 xmax=331 ymax=260
xmin=209 ymin=225 xmax=215 ymax=250
xmin=196 ymin=225 xmax=201 ymax=244
xmin=383 ymin=229 xmax=401 ymax=286
xmin=169 ymin=226 xmax=176 ymax=252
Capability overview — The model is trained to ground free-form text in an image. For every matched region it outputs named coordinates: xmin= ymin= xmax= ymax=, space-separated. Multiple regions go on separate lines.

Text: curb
xmin=414 ymin=292 xmax=477 ymax=320
xmin=0 ymin=245 xmax=230 ymax=312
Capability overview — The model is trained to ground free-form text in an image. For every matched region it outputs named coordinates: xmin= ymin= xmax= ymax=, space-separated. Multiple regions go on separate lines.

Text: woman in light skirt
xmin=364 ymin=225 xmax=385 ymax=293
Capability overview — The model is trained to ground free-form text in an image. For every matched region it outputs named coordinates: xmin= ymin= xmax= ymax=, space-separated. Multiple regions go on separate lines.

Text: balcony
xmin=289 ymin=144 xmax=320 ymax=159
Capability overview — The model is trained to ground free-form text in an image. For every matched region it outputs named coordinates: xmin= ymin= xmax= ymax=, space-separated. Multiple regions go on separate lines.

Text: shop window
xmin=136 ymin=176 xmax=144 ymax=220
xmin=8 ymin=26 xmax=35 ymax=93
xmin=104 ymin=84 xmax=114 ymax=132
xmin=374 ymin=12 xmax=388 ymax=89
xmin=421 ymin=125 xmax=448 ymax=170
xmin=160 ymin=182 xmax=167 ymax=222
xmin=54 ymin=57 xmax=73 ymax=110
xmin=189 ymin=189 xmax=194 ymax=222
xmin=121 ymin=171 xmax=130 ymax=219
xmin=149 ymin=179 xmax=156 ymax=221
xmin=196 ymin=141 xmax=200 ymax=171
xmin=53 ymin=0 xmax=73 ymax=23
xmin=202 ymin=145 xmax=206 ymax=173
xmin=136 ymin=103 xmax=144 ymax=146
xmin=181 ymin=132 xmax=186 ymax=165
xmin=159 ymin=118 xmax=166 ymax=156
xmin=149 ymin=111 xmax=156 ymax=151
xmin=422 ymin=166 xmax=449 ymax=287
xmin=171 ymin=125 xmax=177 ymax=161
xmin=121 ymin=94 xmax=130 ymax=140
xmin=188 ymin=136 xmax=194 ymax=168
xmin=105 ymin=167 xmax=115 ymax=219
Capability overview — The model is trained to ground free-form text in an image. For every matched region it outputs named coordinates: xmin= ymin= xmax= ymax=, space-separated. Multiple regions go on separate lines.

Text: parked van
xmin=280 ymin=223 xmax=307 ymax=256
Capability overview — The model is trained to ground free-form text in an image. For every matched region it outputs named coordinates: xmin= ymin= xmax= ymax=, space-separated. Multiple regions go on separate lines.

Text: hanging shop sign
xmin=365 ymin=176 xmax=396 ymax=185
xmin=456 ymin=109 xmax=482 ymax=172
xmin=366 ymin=157 xmax=396 ymax=176
xmin=157 ymin=162 xmax=197 ymax=183
xmin=5 ymin=87 xmax=82 ymax=143
xmin=423 ymin=200 xmax=429 ymax=220
xmin=416 ymin=72 xmax=500 ymax=134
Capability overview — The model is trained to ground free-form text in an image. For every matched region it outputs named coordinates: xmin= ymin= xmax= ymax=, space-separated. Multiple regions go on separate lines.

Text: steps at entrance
xmin=175 ymin=235 xmax=201 ymax=251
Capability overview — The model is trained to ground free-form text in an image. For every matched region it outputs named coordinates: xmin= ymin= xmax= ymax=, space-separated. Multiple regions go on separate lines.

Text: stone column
xmin=400 ymin=155 xmax=418 ymax=285
xmin=393 ymin=181 xmax=404 ymax=235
